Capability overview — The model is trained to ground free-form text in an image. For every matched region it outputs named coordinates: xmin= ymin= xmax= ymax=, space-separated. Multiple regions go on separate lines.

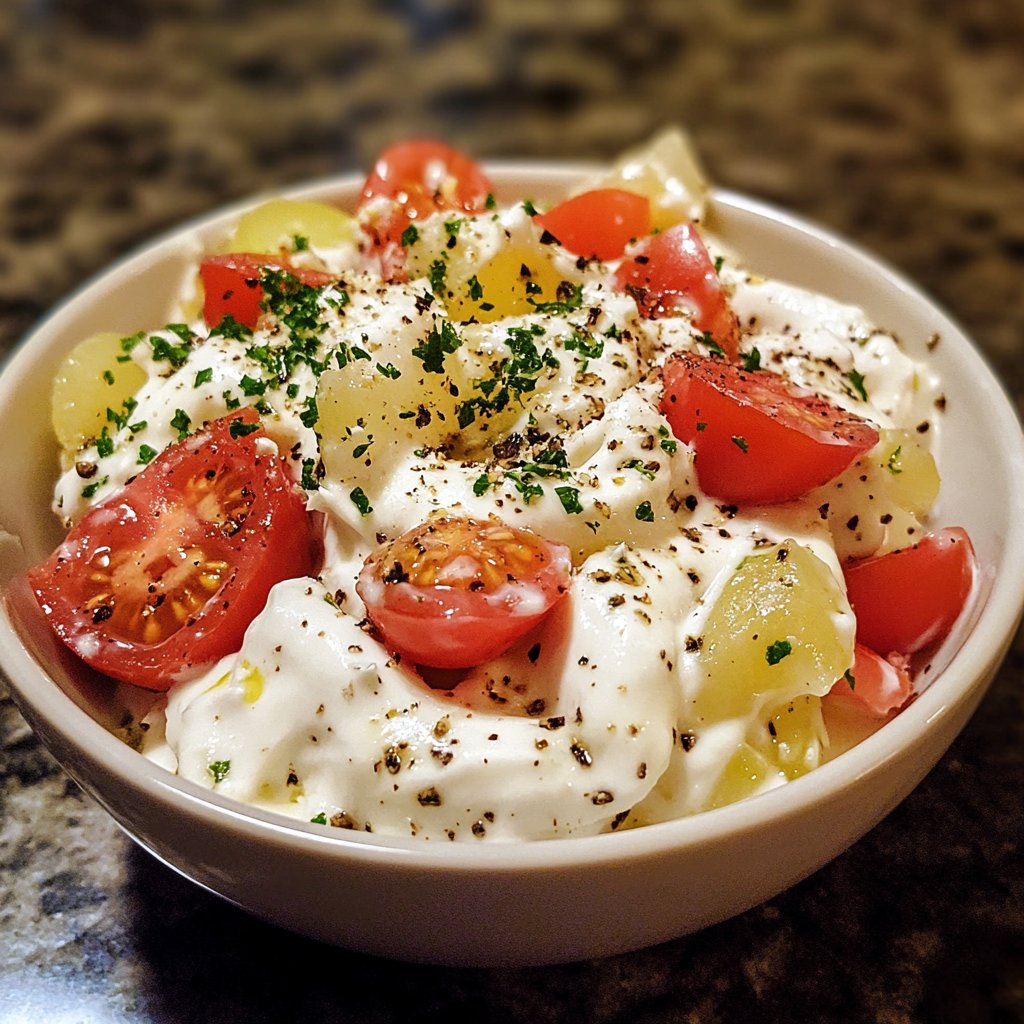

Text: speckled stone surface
xmin=2 ymin=1 xmax=1023 ymax=1020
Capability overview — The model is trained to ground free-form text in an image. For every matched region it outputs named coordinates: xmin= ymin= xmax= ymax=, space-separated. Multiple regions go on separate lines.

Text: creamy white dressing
xmin=55 ymin=181 xmax=943 ymax=841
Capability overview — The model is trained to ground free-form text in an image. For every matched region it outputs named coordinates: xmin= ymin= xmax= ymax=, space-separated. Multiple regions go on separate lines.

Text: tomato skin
xmin=199 ymin=254 xmax=334 ymax=330
xmin=660 ymin=354 xmax=880 ymax=504
xmin=843 ymin=527 xmax=976 ymax=656
xmin=27 ymin=410 xmax=318 ymax=690
xmin=615 ymin=222 xmax=740 ymax=357
xmin=358 ymin=140 xmax=494 ymax=277
xmin=356 ymin=516 xmax=572 ymax=670
xmin=534 ymin=189 xmax=651 ymax=261
xmin=828 ymin=643 xmax=913 ymax=718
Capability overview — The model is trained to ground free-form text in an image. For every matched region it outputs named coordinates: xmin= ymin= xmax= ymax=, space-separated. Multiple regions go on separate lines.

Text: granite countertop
xmin=2 ymin=1 xmax=1023 ymax=1020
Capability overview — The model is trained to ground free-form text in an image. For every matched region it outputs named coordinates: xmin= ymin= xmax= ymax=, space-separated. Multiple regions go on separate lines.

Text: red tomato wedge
xmin=843 ymin=527 xmax=976 ymax=655
xmin=660 ymin=354 xmax=880 ymax=504
xmin=534 ymin=189 xmax=651 ymax=261
xmin=356 ymin=515 xmax=571 ymax=670
xmin=199 ymin=254 xmax=334 ymax=330
xmin=829 ymin=643 xmax=913 ymax=718
xmin=26 ymin=410 xmax=318 ymax=690
xmin=615 ymin=222 xmax=740 ymax=357
xmin=358 ymin=140 xmax=494 ymax=277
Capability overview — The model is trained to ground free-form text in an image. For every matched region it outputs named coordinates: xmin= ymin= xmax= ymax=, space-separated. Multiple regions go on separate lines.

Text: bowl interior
xmin=2 ymin=167 xmax=1023 ymax=869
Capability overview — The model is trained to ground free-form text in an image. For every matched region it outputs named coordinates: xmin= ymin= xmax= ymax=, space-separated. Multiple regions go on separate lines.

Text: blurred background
xmin=2 ymin=1 xmax=1023 ymax=1021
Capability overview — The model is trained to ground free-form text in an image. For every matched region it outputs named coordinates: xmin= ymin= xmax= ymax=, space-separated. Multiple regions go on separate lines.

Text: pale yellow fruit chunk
xmin=52 ymin=331 xmax=147 ymax=451
xmin=574 ymin=126 xmax=709 ymax=230
xmin=220 ymin=199 xmax=357 ymax=255
xmin=691 ymin=539 xmax=854 ymax=725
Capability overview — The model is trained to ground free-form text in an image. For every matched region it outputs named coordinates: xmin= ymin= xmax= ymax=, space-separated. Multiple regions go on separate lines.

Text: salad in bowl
xmin=15 ymin=130 xmax=977 ymax=842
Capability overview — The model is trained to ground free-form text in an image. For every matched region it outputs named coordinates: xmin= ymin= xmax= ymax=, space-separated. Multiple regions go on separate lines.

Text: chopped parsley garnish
xmin=412 ymin=319 xmax=462 ymax=374
xmin=300 ymin=458 xmax=320 ymax=490
xmin=170 ymin=409 xmax=191 ymax=439
xmin=120 ymin=331 xmax=144 ymax=355
xmin=81 ymin=477 xmax=107 ymax=499
xmin=299 ymin=396 xmax=319 ymax=429
xmin=95 ymin=427 xmax=114 ymax=458
xmin=714 ymin=255 xmax=725 ymax=273
xmin=352 ymin=438 xmax=374 ymax=459
xmin=844 ymin=668 xmax=856 ymax=690
xmin=223 ymin=389 xmax=241 ymax=410
xmin=485 ymin=192 xmax=497 ymax=210
xmin=102 ymin=369 xmax=115 ymax=385
xmin=286 ymin=382 xmax=300 ymax=399
xmin=166 ymin=323 xmax=195 ymax=344
xmin=209 ymin=314 xmax=252 ymax=341
xmin=623 ymin=458 xmax=657 ymax=480
xmin=696 ymin=421 xmax=708 ymax=432
xmin=472 ymin=474 xmax=492 ymax=496
xmin=443 ymin=218 xmax=463 ymax=241
xmin=847 ymin=368 xmax=869 ymax=402
xmin=741 ymin=347 xmax=761 ymax=371
xmin=527 ymin=282 xmax=583 ymax=315
xmin=887 ymin=445 xmax=904 ymax=475
xmin=555 ymin=486 xmax=583 ymax=514
xmin=522 ymin=199 xmax=538 ymax=216
xmin=635 ymin=501 xmax=655 ymax=522
xmin=292 ymin=234 xmax=309 ymax=251
xmin=400 ymin=224 xmax=419 ymax=247
xmin=208 ymin=760 xmax=231 ymax=784
xmin=731 ymin=435 xmax=749 ymax=453
xmin=137 ymin=444 xmax=158 ymax=465
xmin=333 ymin=341 xmax=372 ymax=369
xmin=350 ymin=487 xmax=373 ymax=516
xmin=466 ymin=275 xmax=484 ymax=301
xmin=376 ymin=362 xmax=401 ymax=380
xmin=456 ymin=324 xmax=558 ymax=428
xmin=310 ymin=812 xmax=327 ymax=825
xmin=229 ymin=419 xmax=260 ymax=439
xmin=700 ymin=331 xmax=726 ymax=358
xmin=504 ymin=471 xmax=544 ymax=504
xmin=766 ymin=639 xmax=793 ymax=665
xmin=239 ymin=374 xmax=267 ymax=397
xmin=564 ymin=327 xmax=604 ymax=362
xmin=194 ymin=367 xmax=213 ymax=387
xmin=149 ymin=333 xmax=192 ymax=368
xmin=658 ymin=425 xmax=678 ymax=454
xmin=428 ymin=259 xmax=447 ymax=295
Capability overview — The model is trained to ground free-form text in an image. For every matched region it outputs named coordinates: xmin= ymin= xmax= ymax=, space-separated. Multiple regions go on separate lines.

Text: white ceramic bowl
xmin=2 ymin=167 xmax=1023 ymax=967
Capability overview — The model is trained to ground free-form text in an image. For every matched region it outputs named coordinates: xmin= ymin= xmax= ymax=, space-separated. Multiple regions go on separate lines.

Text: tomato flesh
xmin=661 ymin=354 xmax=879 ymax=504
xmin=615 ymin=222 xmax=740 ymax=357
xmin=27 ymin=410 xmax=318 ymax=689
xmin=358 ymin=140 xmax=494 ymax=278
xmin=357 ymin=515 xmax=571 ymax=670
xmin=843 ymin=527 xmax=976 ymax=655
xmin=534 ymin=189 xmax=651 ymax=261
xmin=199 ymin=254 xmax=334 ymax=330
xmin=829 ymin=643 xmax=913 ymax=718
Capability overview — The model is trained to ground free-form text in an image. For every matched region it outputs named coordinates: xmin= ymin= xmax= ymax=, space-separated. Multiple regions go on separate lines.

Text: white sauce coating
xmin=55 ymin=184 xmax=944 ymax=841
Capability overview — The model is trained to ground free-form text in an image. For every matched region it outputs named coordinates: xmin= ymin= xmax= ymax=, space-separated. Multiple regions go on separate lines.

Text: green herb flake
xmin=847 ymin=368 xmax=869 ymax=402
xmin=741 ymin=347 xmax=761 ymax=372
xmin=400 ymin=224 xmax=419 ymax=247
xmin=137 ymin=444 xmax=158 ymax=465
xmin=766 ymin=639 xmax=793 ymax=666
xmin=485 ymin=193 xmax=497 ymax=211
xmin=194 ymin=367 xmax=213 ymax=388
xmin=428 ymin=259 xmax=447 ymax=296
xmin=292 ymin=234 xmax=309 ymax=251
xmin=714 ymin=255 xmax=725 ymax=274
xmin=102 ymin=369 xmax=115 ymax=385
xmin=635 ymin=501 xmax=655 ymax=522
xmin=472 ymin=474 xmax=492 ymax=497
xmin=844 ymin=668 xmax=856 ymax=690
xmin=352 ymin=438 xmax=374 ymax=459
xmin=350 ymin=487 xmax=373 ymax=516
xmin=412 ymin=319 xmax=462 ymax=374
xmin=696 ymin=421 xmax=708 ymax=432
xmin=466 ymin=275 xmax=484 ymax=301
xmin=555 ymin=486 xmax=583 ymax=515
xmin=701 ymin=331 xmax=726 ymax=358
xmin=95 ymin=427 xmax=115 ymax=458
xmin=208 ymin=760 xmax=231 ymax=784
xmin=229 ymin=419 xmax=260 ymax=439
xmin=149 ymin=331 xmax=192 ymax=368
xmin=887 ymin=445 xmax=904 ymax=475
xmin=170 ymin=409 xmax=191 ymax=440
xmin=376 ymin=362 xmax=401 ymax=380
xmin=528 ymin=282 xmax=583 ymax=315
xmin=731 ymin=435 xmax=749 ymax=453
xmin=300 ymin=458 xmax=320 ymax=491
xmin=299 ymin=396 xmax=319 ymax=429
xmin=443 ymin=218 xmax=463 ymax=241
xmin=310 ymin=812 xmax=327 ymax=825
xmin=522 ymin=199 xmax=538 ymax=217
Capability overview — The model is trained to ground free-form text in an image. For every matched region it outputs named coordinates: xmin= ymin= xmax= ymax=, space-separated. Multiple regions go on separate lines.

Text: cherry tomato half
xmin=27 ymin=410 xmax=318 ymax=690
xmin=534 ymin=189 xmax=651 ymax=262
xmin=615 ymin=222 xmax=740 ymax=357
xmin=843 ymin=527 xmax=976 ymax=655
xmin=828 ymin=643 xmax=913 ymax=719
xmin=199 ymin=253 xmax=335 ymax=330
xmin=661 ymin=353 xmax=879 ymax=504
xmin=358 ymin=140 xmax=494 ymax=277
xmin=356 ymin=515 xmax=572 ymax=670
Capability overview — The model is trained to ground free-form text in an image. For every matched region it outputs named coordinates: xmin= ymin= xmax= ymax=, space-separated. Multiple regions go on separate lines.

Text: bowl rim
xmin=3 ymin=164 xmax=1024 ymax=873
